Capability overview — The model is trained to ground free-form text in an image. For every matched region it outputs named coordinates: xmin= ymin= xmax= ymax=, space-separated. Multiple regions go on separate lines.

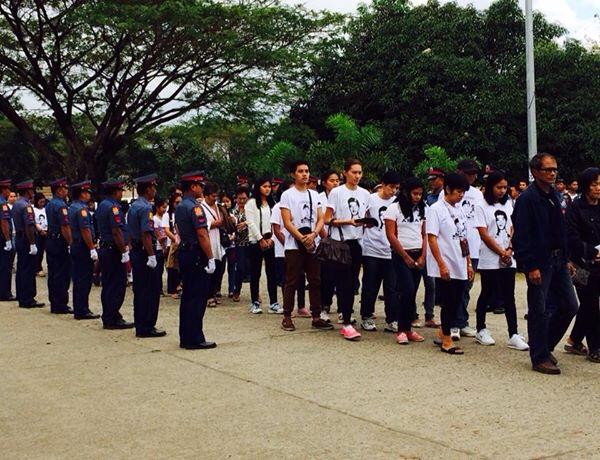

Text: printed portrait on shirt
xmin=348 ymin=197 xmax=360 ymax=219
xmin=453 ymin=217 xmax=467 ymax=240
xmin=494 ymin=209 xmax=510 ymax=248
xmin=378 ymin=206 xmax=387 ymax=229
xmin=300 ymin=202 xmax=312 ymax=225
xmin=461 ymin=199 xmax=475 ymax=220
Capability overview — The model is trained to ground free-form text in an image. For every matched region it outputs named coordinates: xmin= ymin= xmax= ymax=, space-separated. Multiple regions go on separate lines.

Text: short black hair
xmin=203 ymin=181 xmax=220 ymax=196
xmin=444 ymin=173 xmax=469 ymax=193
xmin=136 ymin=183 xmax=154 ymax=196
xmin=235 ymin=186 xmax=250 ymax=197
xmin=344 ymin=158 xmax=361 ymax=172
xmin=320 ymin=170 xmax=339 ymax=184
xmin=381 ymin=170 xmax=401 ymax=185
xmin=529 ymin=153 xmax=556 ymax=171
xmin=289 ymin=160 xmax=309 ymax=174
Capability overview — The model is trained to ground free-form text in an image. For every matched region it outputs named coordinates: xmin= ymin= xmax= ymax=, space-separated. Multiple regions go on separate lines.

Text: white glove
xmin=146 ymin=254 xmax=157 ymax=268
xmin=205 ymin=258 xmax=216 ymax=274
xmin=29 ymin=244 xmax=38 ymax=255
xmin=121 ymin=251 xmax=130 ymax=264
xmin=3 ymin=240 xmax=12 ymax=251
xmin=90 ymin=248 xmax=98 ymax=261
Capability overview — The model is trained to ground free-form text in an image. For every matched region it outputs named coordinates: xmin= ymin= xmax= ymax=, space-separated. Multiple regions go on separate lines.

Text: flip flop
xmin=441 ymin=346 xmax=464 ymax=355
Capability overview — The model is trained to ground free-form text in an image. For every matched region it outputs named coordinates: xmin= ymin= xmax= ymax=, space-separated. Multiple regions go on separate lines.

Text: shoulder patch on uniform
xmin=62 ymin=208 xmax=68 ymax=215
xmin=148 ymin=211 xmax=153 ymax=220
xmin=27 ymin=206 xmax=33 ymax=213
xmin=81 ymin=209 xmax=88 ymax=217
xmin=112 ymin=206 xmax=119 ymax=215
xmin=1 ymin=204 xmax=7 ymax=211
xmin=194 ymin=207 xmax=201 ymax=216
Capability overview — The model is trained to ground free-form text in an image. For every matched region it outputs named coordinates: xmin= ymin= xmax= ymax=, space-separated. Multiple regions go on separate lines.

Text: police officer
xmin=69 ymin=181 xmax=100 ymax=320
xmin=0 ymin=179 xmax=15 ymax=301
xmin=45 ymin=178 xmax=73 ymax=314
xmin=96 ymin=180 xmax=133 ymax=329
xmin=12 ymin=179 xmax=44 ymax=308
xmin=176 ymin=171 xmax=217 ymax=349
xmin=127 ymin=174 xmax=166 ymax=338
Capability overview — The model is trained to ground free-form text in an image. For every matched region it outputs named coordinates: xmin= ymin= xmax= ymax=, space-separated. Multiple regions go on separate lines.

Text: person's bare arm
xmin=60 ymin=224 xmax=73 ymax=245
xmin=81 ymin=228 xmax=94 ymax=250
xmin=111 ymin=227 xmax=126 ymax=253
xmin=428 ymin=234 xmax=449 ymax=280
xmin=272 ymin=222 xmax=285 ymax=245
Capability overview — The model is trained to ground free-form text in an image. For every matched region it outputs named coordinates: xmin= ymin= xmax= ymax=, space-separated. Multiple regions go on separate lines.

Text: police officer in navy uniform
xmin=127 ymin=174 xmax=166 ymax=338
xmin=176 ymin=172 xmax=217 ymax=349
xmin=69 ymin=181 xmax=100 ymax=320
xmin=0 ymin=179 xmax=15 ymax=301
xmin=96 ymin=180 xmax=133 ymax=329
xmin=12 ymin=179 xmax=44 ymax=308
xmin=45 ymin=178 xmax=74 ymax=314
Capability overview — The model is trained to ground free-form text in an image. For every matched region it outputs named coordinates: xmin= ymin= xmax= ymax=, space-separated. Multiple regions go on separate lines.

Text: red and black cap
xmin=0 ymin=179 xmax=11 ymax=188
xmin=309 ymin=176 xmax=319 ymax=183
xmin=15 ymin=179 xmax=34 ymax=190
xmin=427 ymin=168 xmax=445 ymax=180
xmin=49 ymin=177 xmax=69 ymax=188
xmin=180 ymin=171 xmax=206 ymax=185
xmin=271 ymin=178 xmax=283 ymax=185
xmin=102 ymin=179 xmax=126 ymax=191
xmin=71 ymin=180 xmax=93 ymax=194
xmin=133 ymin=173 xmax=158 ymax=186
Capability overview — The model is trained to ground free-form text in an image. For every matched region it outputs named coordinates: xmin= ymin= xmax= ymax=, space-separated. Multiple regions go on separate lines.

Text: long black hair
xmin=251 ymin=176 xmax=275 ymax=209
xmin=483 ymin=171 xmax=509 ymax=206
xmin=578 ymin=167 xmax=600 ymax=199
xmin=396 ymin=177 xmax=425 ymax=221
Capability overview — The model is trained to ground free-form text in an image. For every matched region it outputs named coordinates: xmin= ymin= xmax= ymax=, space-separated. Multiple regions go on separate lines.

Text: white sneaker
xmin=460 ymin=326 xmax=477 ymax=337
xmin=507 ymin=334 xmax=529 ymax=351
xmin=361 ymin=318 xmax=377 ymax=331
xmin=384 ymin=321 xmax=398 ymax=333
xmin=337 ymin=313 xmax=357 ymax=325
xmin=320 ymin=311 xmax=331 ymax=323
xmin=249 ymin=301 xmax=262 ymax=314
xmin=475 ymin=328 xmax=496 ymax=346
xmin=268 ymin=302 xmax=283 ymax=314
xmin=450 ymin=327 xmax=461 ymax=341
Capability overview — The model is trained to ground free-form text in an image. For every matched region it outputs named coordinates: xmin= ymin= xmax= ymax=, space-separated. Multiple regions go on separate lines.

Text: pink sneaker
xmin=396 ymin=332 xmax=409 ymax=344
xmin=340 ymin=325 xmax=361 ymax=341
xmin=406 ymin=330 xmax=425 ymax=342
xmin=296 ymin=307 xmax=311 ymax=318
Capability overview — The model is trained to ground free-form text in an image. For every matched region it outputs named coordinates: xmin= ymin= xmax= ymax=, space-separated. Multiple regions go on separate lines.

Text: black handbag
xmin=316 ymin=224 xmax=352 ymax=266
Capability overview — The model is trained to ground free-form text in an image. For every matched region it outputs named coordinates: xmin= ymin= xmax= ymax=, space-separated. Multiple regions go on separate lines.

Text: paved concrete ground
xmin=2 ymin=271 xmax=599 ymax=459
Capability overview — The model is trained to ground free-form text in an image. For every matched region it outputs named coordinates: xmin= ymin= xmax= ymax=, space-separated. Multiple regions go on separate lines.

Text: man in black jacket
xmin=513 ymin=154 xmax=579 ymax=374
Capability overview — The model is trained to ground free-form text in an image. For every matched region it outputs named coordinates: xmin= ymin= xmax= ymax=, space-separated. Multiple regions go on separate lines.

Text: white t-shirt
xmin=279 ymin=187 xmax=322 ymax=250
xmin=475 ymin=200 xmax=516 ymax=270
xmin=326 ymin=185 xmax=370 ymax=241
xmin=361 ymin=193 xmax=396 ymax=259
xmin=270 ymin=202 xmax=286 ymax=258
xmin=384 ymin=203 xmax=424 ymax=251
xmin=201 ymin=202 xmax=225 ymax=261
xmin=426 ymin=199 xmax=468 ymax=280
xmin=34 ymin=207 xmax=47 ymax=231
xmin=439 ymin=185 xmax=483 ymax=259
xmin=153 ymin=214 xmax=171 ymax=251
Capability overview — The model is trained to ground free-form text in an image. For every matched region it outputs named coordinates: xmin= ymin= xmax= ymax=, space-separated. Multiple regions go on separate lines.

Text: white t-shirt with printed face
xmin=384 ymin=203 xmax=424 ymax=251
xmin=326 ymin=185 xmax=370 ymax=241
xmin=425 ymin=199 xmax=468 ymax=280
xmin=439 ymin=185 xmax=483 ymax=259
xmin=361 ymin=193 xmax=396 ymax=259
xmin=270 ymin=202 xmax=286 ymax=258
xmin=475 ymin=200 xmax=516 ymax=270
xmin=279 ymin=187 xmax=322 ymax=250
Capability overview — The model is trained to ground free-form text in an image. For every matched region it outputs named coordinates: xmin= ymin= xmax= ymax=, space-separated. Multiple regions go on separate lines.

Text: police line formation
xmin=0 ymin=153 xmax=598 ymax=374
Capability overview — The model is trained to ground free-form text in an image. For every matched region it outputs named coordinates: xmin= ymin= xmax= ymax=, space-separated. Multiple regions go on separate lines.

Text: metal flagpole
xmin=525 ymin=0 xmax=537 ymax=177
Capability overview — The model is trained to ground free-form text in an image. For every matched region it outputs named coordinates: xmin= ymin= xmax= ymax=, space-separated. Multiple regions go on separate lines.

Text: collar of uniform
xmin=138 ymin=196 xmax=150 ymax=206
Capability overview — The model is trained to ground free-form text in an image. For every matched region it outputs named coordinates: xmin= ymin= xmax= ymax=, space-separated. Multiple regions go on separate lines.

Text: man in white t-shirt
xmin=359 ymin=171 xmax=401 ymax=332
xmin=439 ymin=159 xmax=483 ymax=337
xmin=279 ymin=160 xmax=333 ymax=332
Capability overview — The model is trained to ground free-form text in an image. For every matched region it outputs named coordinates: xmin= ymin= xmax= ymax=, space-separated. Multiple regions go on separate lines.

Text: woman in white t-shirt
xmin=426 ymin=174 xmax=475 ymax=355
xmin=152 ymin=197 xmax=175 ymax=296
xmin=385 ymin=177 xmax=427 ymax=345
xmin=33 ymin=192 xmax=48 ymax=276
xmin=474 ymin=171 xmax=529 ymax=351
xmin=324 ymin=159 xmax=371 ymax=341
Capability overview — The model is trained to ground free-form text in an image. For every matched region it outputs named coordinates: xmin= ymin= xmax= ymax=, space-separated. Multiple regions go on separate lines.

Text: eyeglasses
xmin=538 ymin=167 xmax=559 ymax=174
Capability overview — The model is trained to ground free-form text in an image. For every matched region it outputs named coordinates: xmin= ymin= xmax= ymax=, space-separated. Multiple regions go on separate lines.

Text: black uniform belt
xmin=179 ymin=241 xmax=200 ymax=250
xmin=99 ymin=241 xmax=116 ymax=249
xmin=48 ymin=232 xmax=64 ymax=239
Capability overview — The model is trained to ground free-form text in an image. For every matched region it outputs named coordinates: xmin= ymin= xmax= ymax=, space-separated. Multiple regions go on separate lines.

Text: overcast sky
xmin=283 ymin=0 xmax=599 ymax=43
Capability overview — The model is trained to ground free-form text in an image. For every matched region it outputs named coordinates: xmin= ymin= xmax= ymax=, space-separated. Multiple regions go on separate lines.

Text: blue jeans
xmin=360 ymin=256 xmax=396 ymax=322
xmin=526 ymin=254 xmax=578 ymax=365
xmin=421 ymin=266 xmax=436 ymax=320
xmin=391 ymin=253 xmax=423 ymax=330
xmin=455 ymin=258 xmax=478 ymax=328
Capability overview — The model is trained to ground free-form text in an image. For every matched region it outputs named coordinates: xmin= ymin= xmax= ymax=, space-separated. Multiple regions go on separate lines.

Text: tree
xmin=0 ymin=0 xmax=340 ymax=183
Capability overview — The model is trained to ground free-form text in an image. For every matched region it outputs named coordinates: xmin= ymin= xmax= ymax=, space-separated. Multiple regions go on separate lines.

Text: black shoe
xmin=74 ymin=312 xmax=100 ymax=320
xmin=493 ymin=307 xmax=505 ymax=315
xmin=136 ymin=328 xmax=167 ymax=338
xmin=549 ymin=352 xmax=558 ymax=366
xmin=51 ymin=307 xmax=74 ymax=314
xmin=532 ymin=360 xmax=561 ymax=375
xmin=181 ymin=341 xmax=217 ymax=350
xmin=0 ymin=295 xmax=16 ymax=301
xmin=20 ymin=301 xmax=45 ymax=309
xmin=103 ymin=319 xmax=135 ymax=330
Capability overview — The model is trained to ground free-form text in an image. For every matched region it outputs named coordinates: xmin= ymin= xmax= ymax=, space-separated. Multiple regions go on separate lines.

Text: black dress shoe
xmin=51 ymin=307 xmax=74 ymax=314
xmin=136 ymin=328 xmax=167 ymax=338
xmin=74 ymin=312 xmax=100 ymax=320
xmin=0 ymin=295 xmax=16 ymax=301
xmin=532 ymin=360 xmax=561 ymax=375
xmin=103 ymin=319 xmax=135 ymax=330
xmin=549 ymin=352 xmax=558 ymax=366
xmin=20 ymin=302 xmax=45 ymax=309
xmin=181 ymin=341 xmax=217 ymax=350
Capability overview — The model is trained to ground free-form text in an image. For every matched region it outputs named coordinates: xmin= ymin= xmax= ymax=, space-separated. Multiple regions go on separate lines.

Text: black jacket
xmin=566 ymin=197 xmax=600 ymax=275
xmin=512 ymin=183 xmax=568 ymax=272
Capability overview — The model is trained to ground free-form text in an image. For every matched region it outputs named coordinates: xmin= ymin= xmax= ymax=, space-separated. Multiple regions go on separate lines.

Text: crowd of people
xmin=0 ymin=153 xmax=598 ymax=372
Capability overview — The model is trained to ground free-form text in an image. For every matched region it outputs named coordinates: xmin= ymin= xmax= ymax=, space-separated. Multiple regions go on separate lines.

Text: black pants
xmin=130 ymin=248 xmax=161 ymax=334
xmin=320 ymin=261 xmax=335 ymax=310
xmin=360 ymin=256 xmax=396 ymax=322
xmin=248 ymin=243 xmax=278 ymax=305
xmin=0 ymin=239 xmax=13 ymax=299
xmin=179 ymin=247 xmax=210 ymax=346
xmin=71 ymin=241 xmax=93 ymax=316
xmin=392 ymin=252 xmax=423 ymax=331
xmin=208 ymin=259 xmax=224 ymax=299
xmin=571 ymin=278 xmax=600 ymax=352
xmin=476 ymin=268 xmax=518 ymax=337
xmin=15 ymin=236 xmax=37 ymax=307
xmin=234 ymin=246 xmax=250 ymax=294
xmin=156 ymin=250 xmax=165 ymax=294
xmin=99 ymin=246 xmax=126 ymax=325
xmin=35 ymin=233 xmax=46 ymax=273
xmin=437 ymin=278 xmax=468 ymax=336
xmin=167 ymin=266 xmax=180 ymax=294
xmin=46 ymin=237 xmax=71 ymax=311
xmin=332 ymin=240 xmax=362 ymax=324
